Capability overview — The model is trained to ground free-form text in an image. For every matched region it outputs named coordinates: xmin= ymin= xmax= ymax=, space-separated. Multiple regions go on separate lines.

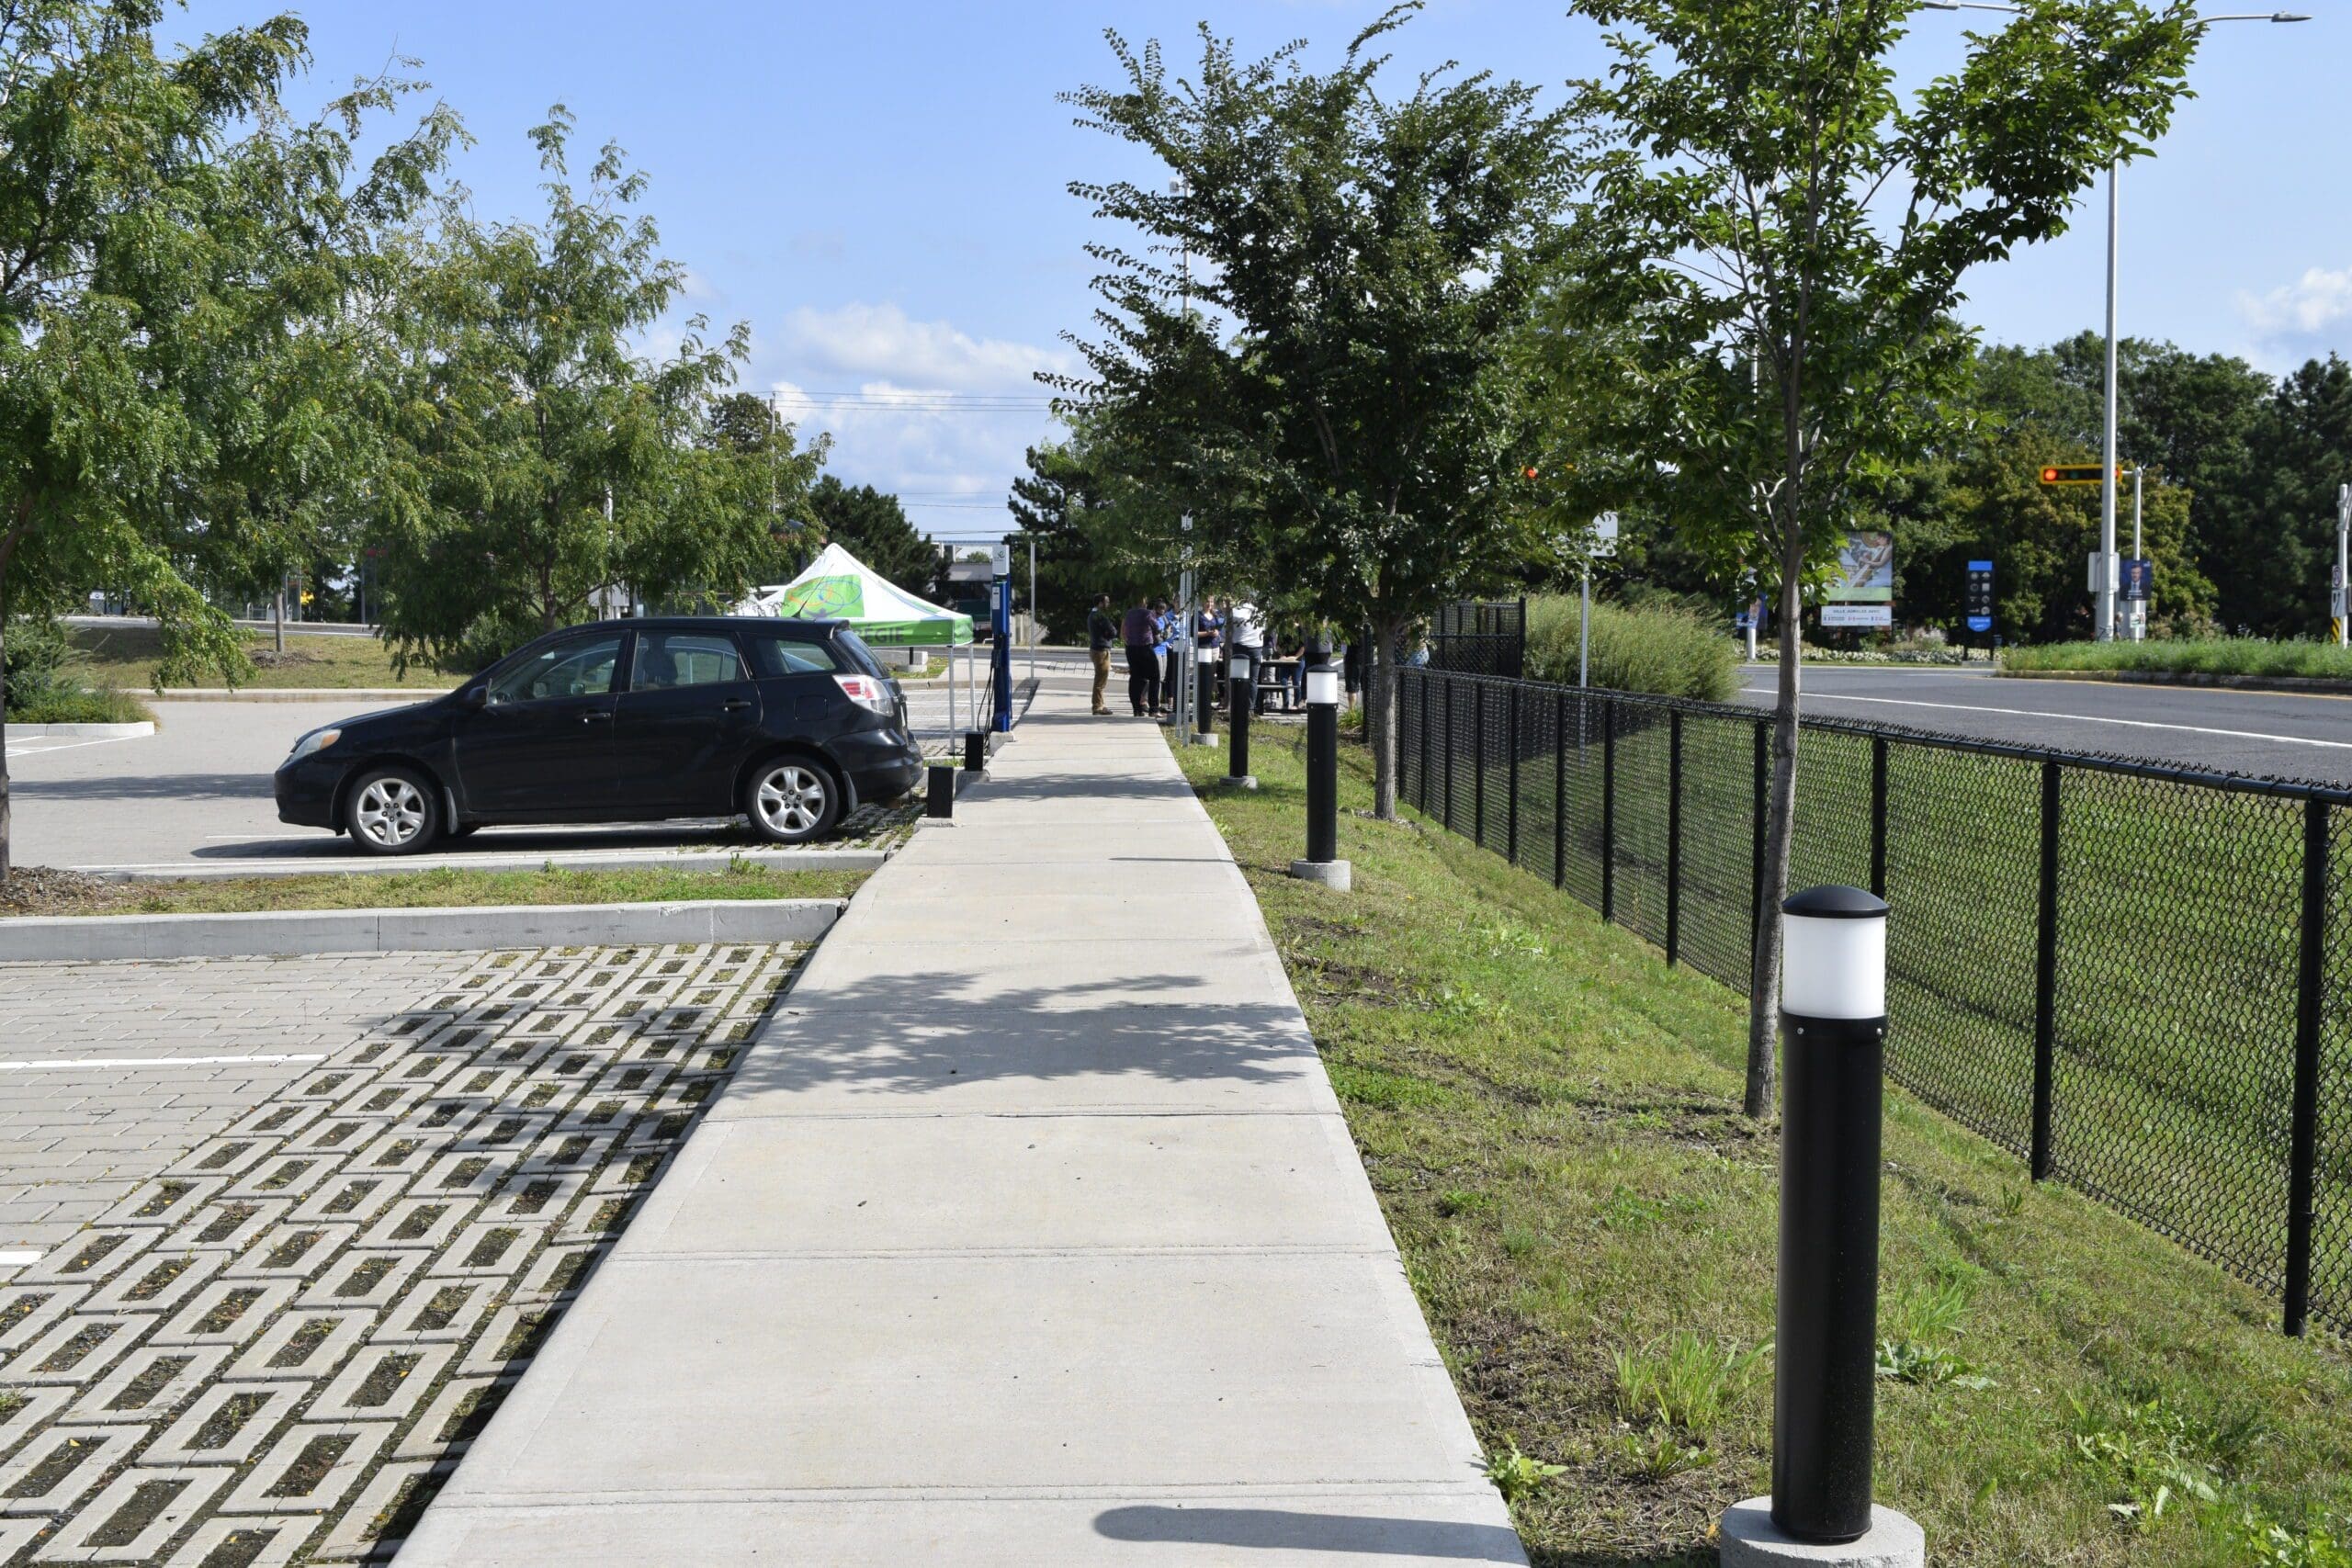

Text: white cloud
xmin=2237 ymin=266 xmax=2352 ymax=339
xmin=777 ymin=301 xmax=1075 ymax=391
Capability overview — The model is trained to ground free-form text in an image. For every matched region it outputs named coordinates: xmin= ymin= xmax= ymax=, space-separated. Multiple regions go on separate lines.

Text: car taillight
xmin=834 ymin=674 xmax=894 ymax=715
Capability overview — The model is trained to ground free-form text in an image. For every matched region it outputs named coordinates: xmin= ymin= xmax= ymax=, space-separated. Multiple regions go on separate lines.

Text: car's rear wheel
xmin=743 ymin=757 xmax=839 ymax=844
xmin=345 ymin=766 xmax=442 ymax=855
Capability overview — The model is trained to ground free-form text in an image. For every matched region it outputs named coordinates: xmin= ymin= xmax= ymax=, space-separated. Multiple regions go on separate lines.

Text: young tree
xmin=0 ymin=1 xmax=454 ymax=877
xmin=1056 ymin=5 xmax=1571 ymax=817
xmin=675 ymin=390 xmax=828 ymax=595
xmin=372 ymin=108 xmax=747 ymax=663
xmin=1548 ymin=0 xmax=2199 ymax=1115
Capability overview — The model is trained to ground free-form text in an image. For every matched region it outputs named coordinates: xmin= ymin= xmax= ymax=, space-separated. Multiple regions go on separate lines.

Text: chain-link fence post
xmin=1508 ymin=685 xmax=1522 ymax=866
xmin=2286 ymin=796 xmax=2329 ymax=1337
xmin=2031 ymin=760 xmax=2061 ymax=1181
xmin=1444 ymin=676 xmax=1457 ymax=831
xmin=1419 ymin=668 xmax=1431 ymax=813
xmin=1475 ymin=678 xmax=1488 ymax=847
xmin=1668 ymin=709 xmax=1684 ymax=966
xmin=1602 ymin=698 xmax=1618 ymax=924
xmin=1555 ymin=689 xmax=1568 ymax=889
xmin=1870 ymin=736 xmax=1889 ymax=899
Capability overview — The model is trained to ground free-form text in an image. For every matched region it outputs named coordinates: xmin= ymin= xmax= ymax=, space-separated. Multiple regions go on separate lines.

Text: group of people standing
xmin=1086 ymin=592 xmax=1348 ymax=719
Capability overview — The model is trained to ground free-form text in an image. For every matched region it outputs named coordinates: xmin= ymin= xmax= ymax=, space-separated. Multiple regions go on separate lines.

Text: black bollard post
xmin=1772 ymin=886 xmax=1888 ymax=1543
xmin=1197 ymin=648 xmax=1218 ymax=737
xmin=1225 ymin=649 xmax=1257 ymax=790
xmin=1290 ymin=639 xmax=1350 ymax=890
xmin=964 ymin=729 xmax=986 ymax=773
xmin=925 ymin=763 xmax=956 ymax=819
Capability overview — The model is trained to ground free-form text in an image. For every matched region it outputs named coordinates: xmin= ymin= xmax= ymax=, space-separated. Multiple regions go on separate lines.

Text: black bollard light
xmin=1197 ymin=646 xmax=1218 ymax=737
xmin=1289 ymin=639 xmax=1349 ymax=890
xmin=925 ymin=763 xmax=956 ymax=820
xmin=1720 ymin=885 xmax=1921 ymax=1568
xmin=964 ymin=729 xmax=986 ymax=773
xmin=1225 ymin=649 xmax=1256 ymax=790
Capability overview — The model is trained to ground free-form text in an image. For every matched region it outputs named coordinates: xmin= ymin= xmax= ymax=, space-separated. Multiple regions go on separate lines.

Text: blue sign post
xmin=1964 ymin=560 xmax=1994 ymax=636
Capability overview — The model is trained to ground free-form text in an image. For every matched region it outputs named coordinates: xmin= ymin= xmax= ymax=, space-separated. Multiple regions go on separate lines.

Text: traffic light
xmin=2039 ymin=465 xmax=2112 ymax=487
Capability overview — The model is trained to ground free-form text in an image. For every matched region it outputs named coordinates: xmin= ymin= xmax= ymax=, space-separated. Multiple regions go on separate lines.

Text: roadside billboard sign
xmin=1964 ymin=559 xmax=1994 ymax=634
xmin=2120 ymin=558 xmax=2153 ymax=603
xmin=1822 ymin=604 xmax=1892 ymax=628
xmin=1831 ymin=533 xmax=1894 ymax=603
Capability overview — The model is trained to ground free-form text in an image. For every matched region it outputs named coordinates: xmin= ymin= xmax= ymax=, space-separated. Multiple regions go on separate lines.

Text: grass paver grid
xmin=0 ymin=940 xmax=800 ymax=1565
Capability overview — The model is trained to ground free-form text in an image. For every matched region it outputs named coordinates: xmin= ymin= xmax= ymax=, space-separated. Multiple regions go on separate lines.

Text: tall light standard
xmin=1924 ymin=5 xmax=2308 ymax=639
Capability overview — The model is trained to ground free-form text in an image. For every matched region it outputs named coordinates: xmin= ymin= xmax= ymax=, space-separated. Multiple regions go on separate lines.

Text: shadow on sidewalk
xmin=1095 ymin=1505 xmax=1523 ymax=1562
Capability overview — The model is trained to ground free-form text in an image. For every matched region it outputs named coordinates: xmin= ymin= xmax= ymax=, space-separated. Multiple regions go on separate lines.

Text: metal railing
xmin=1397 ymin=665 xmax=2352 ymax=1338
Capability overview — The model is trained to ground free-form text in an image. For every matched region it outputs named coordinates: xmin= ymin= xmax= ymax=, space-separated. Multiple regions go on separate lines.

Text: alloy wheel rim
xmin=355 ymin=777 xmax=426 ymax=847
xmin=756 ymin=765 xmax=826 ymax=836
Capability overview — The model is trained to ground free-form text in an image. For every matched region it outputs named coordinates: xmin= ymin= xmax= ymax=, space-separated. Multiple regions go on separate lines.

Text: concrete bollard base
xmin=1289 ymin=859 xmax=1352 ymax=892
xmin=1221 ymin=775 xmax=1258 ymax=791
xmin=1187 ymin=733 xmax=1220 ymax=746
xmin=1718 ymin=1500 xmax=1923 ymax=1568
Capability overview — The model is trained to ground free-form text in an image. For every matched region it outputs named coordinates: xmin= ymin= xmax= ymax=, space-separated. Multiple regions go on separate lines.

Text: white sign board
xmin=1591 ymin=512 xmax=1619 ymax=559
xmin=1821 ymin=604 xmax=1892 ymax=629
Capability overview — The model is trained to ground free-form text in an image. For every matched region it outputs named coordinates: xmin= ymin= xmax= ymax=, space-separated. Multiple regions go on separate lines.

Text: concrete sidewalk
xmin=400 ymin=687 xmax=1523 ymax=1565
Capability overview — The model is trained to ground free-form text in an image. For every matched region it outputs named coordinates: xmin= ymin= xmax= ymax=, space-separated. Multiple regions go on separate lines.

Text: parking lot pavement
xmin=5 ymin=698 xmax=911 ymax=871
xmin=0 ymin=940 xmax=799 ymax=1565
xmin=0 ymin=954 xmax=471 ymax=1254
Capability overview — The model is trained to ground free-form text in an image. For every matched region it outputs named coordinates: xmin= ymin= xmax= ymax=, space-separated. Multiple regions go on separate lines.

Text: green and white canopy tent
xmin=738 ymin=542 xmax=973 ymax=647
xmin=737 ymin=541 xmax=981 ymax=731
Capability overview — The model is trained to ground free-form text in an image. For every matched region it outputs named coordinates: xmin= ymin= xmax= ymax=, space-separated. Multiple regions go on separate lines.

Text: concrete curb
xmin=1997 ymin=667 xmax=2352 ymax=695
xmin=6 ymin=720 xmax=154 ymax=739
xmin=130 ymin=688 xmax=450 ymax=703
xmin=0 ymin=897 xmax=843 ymax=963
xmin=80 ymin=848 xmax=888 ymax=883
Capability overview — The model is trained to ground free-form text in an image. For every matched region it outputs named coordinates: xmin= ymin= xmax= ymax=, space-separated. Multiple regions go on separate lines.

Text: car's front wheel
xmin=743 ymin=757 xmax=839 ymax=844
xmin=345 ymin=766 xmax=442 ymax=855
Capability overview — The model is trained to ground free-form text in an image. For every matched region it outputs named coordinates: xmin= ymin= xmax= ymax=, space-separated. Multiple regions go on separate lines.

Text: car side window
xmin=631 ymin=632 xmax=747 ymax=691
xmin=746 ymin=634 xmax=842 ymax=678
xmin=484 ymin=634 xmax=625 ymax=706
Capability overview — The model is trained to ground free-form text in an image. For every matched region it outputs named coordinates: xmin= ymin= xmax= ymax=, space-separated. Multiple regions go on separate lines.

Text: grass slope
xmin=68 ymin=624 xmax=458 ymax=691
xmin=2003 ymin=638 xmax=2352 ymax=681
xmin=5 ymin=863 xmax=865 ymax=918
xmin=1175 ymin=725 xmax=2352 ymax=1566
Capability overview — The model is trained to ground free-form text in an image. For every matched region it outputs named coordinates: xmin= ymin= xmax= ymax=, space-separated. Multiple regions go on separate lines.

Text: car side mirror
xmin=461 ymin=685 xmax=489 ymax=711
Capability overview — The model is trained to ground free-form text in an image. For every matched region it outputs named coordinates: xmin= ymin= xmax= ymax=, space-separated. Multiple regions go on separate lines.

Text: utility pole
xmin=2098 ymin=161 xmax=2120 ymax=642
xmin=2336 ymin=484 xmax=2349 ymax=648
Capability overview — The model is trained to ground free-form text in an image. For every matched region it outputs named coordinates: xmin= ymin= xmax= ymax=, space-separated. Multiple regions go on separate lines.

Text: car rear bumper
xmin=834 ymin=728 xmax=925 ymax=804
xmin=274 ymin=758 xmax=344 ymax=829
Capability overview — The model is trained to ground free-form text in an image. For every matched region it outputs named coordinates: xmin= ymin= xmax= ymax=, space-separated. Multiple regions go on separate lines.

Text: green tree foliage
xmin=1056 ymin=5 xmax=1571 ymax=818
xmin=1546 ymin=0 xmax=2199 ymax=1116
xmin=684 ymin=391 xmax=828 ymax=597
xmin=0 ymin=0 xmax=455 ymax=876
xmin=805 ymin=476 xmax=933 ymax=599
xmin=1007 ymin=433 xmax=1195 ymax=641
xmin=370 ymin=108 xmax=749 ymax=664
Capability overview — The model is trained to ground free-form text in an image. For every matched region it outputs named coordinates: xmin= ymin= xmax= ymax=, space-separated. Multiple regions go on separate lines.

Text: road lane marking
xmin=0 ymin=1053 xmax=328 ymax=1071
xmin=1737 ymin=688 xmax=2352 ymax=751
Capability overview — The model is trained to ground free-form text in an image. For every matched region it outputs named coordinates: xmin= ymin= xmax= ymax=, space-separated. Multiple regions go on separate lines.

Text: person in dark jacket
xmin=1120 ymin=598 xmax=1160 ymax=716
xmin=1087 ymin=594 xmax=1117 ymax=715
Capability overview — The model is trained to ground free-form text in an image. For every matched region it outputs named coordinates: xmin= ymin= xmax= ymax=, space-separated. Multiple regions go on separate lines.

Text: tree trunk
xmin=1744 ymin=521 xmax=1808 ymax=1120
xmin=1368 ymin=615 xmax=1401 ymax=819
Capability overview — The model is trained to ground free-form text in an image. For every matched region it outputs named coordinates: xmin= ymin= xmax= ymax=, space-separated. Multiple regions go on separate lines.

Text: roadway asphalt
xmin=1734 ymin=664 xmax=2352 ymax=785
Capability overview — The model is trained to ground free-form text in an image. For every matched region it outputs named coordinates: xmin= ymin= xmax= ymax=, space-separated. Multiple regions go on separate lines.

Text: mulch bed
xmin=0 ymin=865 xmax=132 ymax=917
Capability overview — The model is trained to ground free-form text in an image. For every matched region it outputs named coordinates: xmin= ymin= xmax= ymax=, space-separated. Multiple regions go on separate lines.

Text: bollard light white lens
xmin=1231 ymin=653 xmax=1252 ymax=682
xmin=1306 ymin=668 xmax=1340 ymax=706
xmin=1780 ymin=886 xmax=1888 ymax=1020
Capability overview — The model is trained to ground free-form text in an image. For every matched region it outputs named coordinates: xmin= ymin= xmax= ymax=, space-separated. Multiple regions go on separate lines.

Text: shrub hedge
xmin=1524 ymin=595 xmax=1739 ymax=701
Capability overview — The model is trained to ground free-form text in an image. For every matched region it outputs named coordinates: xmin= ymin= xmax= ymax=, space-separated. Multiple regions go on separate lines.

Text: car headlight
xmin=287 ymin=728 xmax=342 ymax=762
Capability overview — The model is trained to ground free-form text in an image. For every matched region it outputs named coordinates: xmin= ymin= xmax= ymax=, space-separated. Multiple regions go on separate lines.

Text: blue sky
xmin=186 ymin=1 xmax=2352 ymax=547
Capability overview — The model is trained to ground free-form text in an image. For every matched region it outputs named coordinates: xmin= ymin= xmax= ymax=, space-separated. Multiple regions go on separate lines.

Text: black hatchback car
xmin=275 ymin=616 xmax=925 ymax=854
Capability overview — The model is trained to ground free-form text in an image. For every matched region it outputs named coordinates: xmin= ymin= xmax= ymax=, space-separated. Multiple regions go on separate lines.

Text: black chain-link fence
xmin=1398 ymin=666 xmax=2352 ymax=1339
xmin=1430 ymin=598 xmax=1526 ymax=678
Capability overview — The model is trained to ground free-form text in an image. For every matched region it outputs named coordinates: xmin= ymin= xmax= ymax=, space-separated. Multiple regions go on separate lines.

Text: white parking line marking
xmin=0 ymin=1053 xmax=328 ymax=1072
xmin=0 ymin=1250 xmax=40 ymax=1267
xmin=2 ymin=733 xmax=149 ymax=758
xmin=1741 ymin=688 xmax=2352 ymax=750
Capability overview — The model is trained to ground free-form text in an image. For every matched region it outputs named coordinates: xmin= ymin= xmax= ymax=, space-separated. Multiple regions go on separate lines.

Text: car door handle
xmin=722 ymin=699 xmax=753 ymax=713
xmin=581 ymin=709 xmax=614 ymax=724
